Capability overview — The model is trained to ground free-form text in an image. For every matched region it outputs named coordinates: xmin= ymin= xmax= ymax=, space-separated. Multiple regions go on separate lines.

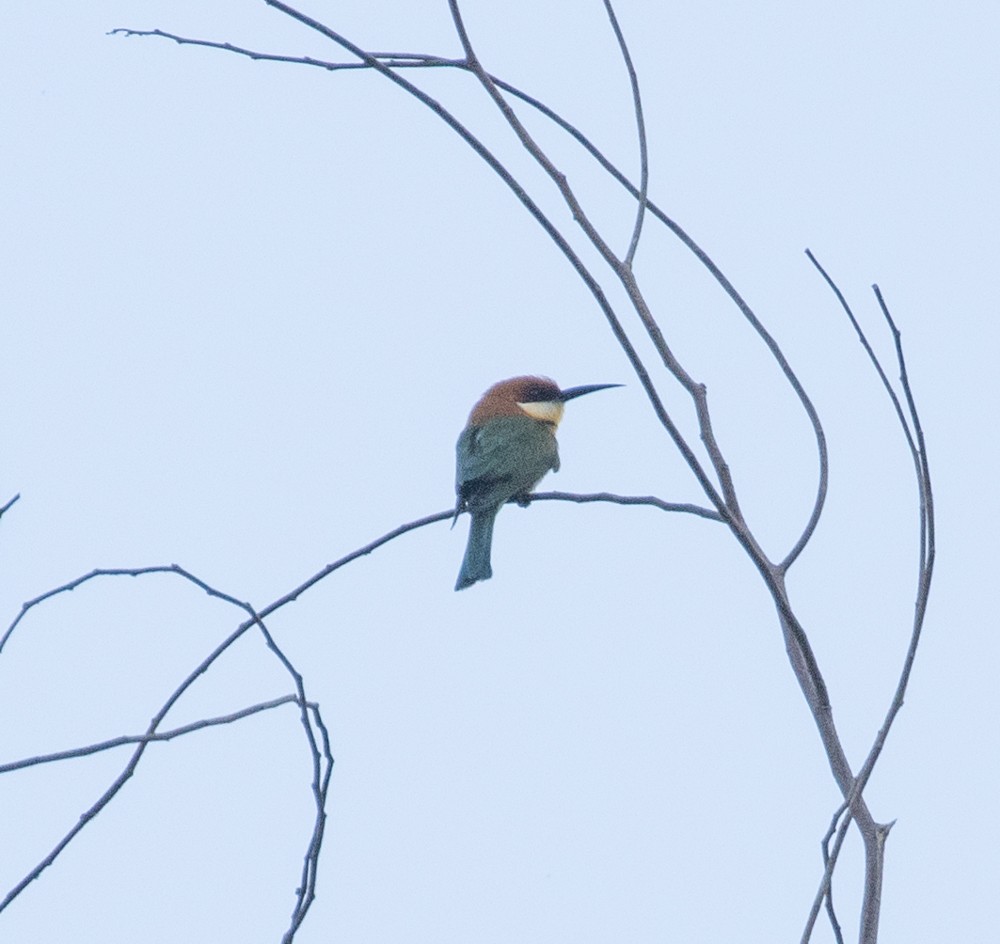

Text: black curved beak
xmin=559 ymin=383 xmax=623 ymax=402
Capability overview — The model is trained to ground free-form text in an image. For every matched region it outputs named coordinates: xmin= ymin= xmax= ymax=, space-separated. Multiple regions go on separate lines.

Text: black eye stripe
xmin=522 ymin=384 xmax=555 ymax=402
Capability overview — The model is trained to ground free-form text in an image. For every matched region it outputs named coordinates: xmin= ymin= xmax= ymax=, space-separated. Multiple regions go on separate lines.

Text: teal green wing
xmin=456 ymin=416 xmax=559 ymax=511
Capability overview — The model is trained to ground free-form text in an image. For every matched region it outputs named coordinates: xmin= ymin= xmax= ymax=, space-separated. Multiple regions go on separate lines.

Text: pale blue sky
xmin=2 ymin=2 xmax=997 ymax=941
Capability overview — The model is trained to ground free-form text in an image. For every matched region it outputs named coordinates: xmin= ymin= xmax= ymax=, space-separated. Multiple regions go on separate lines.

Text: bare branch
xmin=249 ymin=617 xmax=333 ymax=941
xmin=1 ymin=563 xmax=250 ymax=655
xmin=601 ymin=0 xmax=648 ymax=267
xmin=803 ymin=264 xmax=935 ymax=797
xmin=839 ymin=285 xmax=935 ymax=805
xmin=0 ymin=697 xmax=300 ymax=774
xmin=0 ymin=494 xmax=19 ymax=519
xmin=1 ymin=571 xmax=264 ymax=911
xmin=1 ymin=574 xmax=327 ymax=940
xmin=804 ymin=256 xmax=935 ymax=943
xmin=109 ymin=28 xmax=464 ymax=71
xmin=874 ymin=283 xmax=935 ymax=575
xmin=802 ymin=803 xmax=851 ymax=944
xmin=288 ymin=700 xmax=333 ymax=942
xmin=805 ymin=252 xmax=918 ymax=457
xmin=529 ymin=491 xmax=724 ymax=521
xmin=250 ymin=492 xmax=719 ymax=618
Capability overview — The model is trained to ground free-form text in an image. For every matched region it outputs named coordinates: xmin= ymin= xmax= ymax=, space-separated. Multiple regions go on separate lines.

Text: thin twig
xmin=242 ymin=492 xmax=720 ymax=618
xmin=601 ymin=0 xmax=648 ymax=267
xmin=0 ymin=568 xmax=265 ymax=911
xmin=803 ymin=265 xmax=935 ymax=798
xmin=0 ymin=697 xmax=300 ymax=774
xmin=249 ymin=617 xmax=333 ymax=941
xmin=1 ymin=564 xmax=243 ymax=654
xmin=805 ymin=252 xmax=917 ymax=456
xmin=0 ymin=494 xmax=20 ymax=519
xmin=801 ymin=803 xmax=851 ymax=944
xmin=804 ymin=256 xmax=935 ymax=944
xmin=842 ymin=285 xmax=935 ymax=802
xmin=528 ymin=490 xmax=724 ymax=521
xmin=0 ymin=571 xmax=330 ymax=944
xmin=108 ymin=29 xmax=464 ymax=71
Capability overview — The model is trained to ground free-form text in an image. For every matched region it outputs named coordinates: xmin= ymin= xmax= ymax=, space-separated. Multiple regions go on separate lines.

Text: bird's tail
xmin=455 ymin=509 xmax=496 ymax=591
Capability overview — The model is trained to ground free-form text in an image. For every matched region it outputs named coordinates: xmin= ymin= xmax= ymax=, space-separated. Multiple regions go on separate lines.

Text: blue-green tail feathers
xmin=455 ymin=509 xmax=497 ymax=590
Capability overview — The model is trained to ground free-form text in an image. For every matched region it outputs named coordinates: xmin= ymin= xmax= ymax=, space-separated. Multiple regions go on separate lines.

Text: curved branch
xmin=1 ymin=563 xmax=240 ymax=654
xmin=1 ymin=568 xmax=331 ymax=944
xmin=251 ymin=617 xmax=333 ymax=940
xmin=802 ymin=803 xmax=850 ymax=944
xmin=1 ymin=567 xmax=265 ymax=911
xmin=601 ymin=0 xmax=648 ymax=267
xmin=805 ymin=254 xmax=935 ymax=943
xmin=806 ymin=262 xmax=935 ymax=790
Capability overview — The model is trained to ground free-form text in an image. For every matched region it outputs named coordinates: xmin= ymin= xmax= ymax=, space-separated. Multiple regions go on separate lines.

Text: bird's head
xmin=468 ymin=376 xmax=622 ymax=427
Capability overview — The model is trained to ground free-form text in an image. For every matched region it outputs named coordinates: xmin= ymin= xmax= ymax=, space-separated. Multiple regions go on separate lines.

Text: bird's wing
xmin=456 ymin=416 xmax=558 ymax=510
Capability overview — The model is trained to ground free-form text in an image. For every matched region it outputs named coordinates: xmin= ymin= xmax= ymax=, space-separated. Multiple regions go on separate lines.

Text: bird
xmin=453 ymin=375 xmax=621 ymax=591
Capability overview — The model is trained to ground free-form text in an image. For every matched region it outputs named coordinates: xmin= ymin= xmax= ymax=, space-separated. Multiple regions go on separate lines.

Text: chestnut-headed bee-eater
xmin=453 ymin=375 xmax=621 ymax=591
